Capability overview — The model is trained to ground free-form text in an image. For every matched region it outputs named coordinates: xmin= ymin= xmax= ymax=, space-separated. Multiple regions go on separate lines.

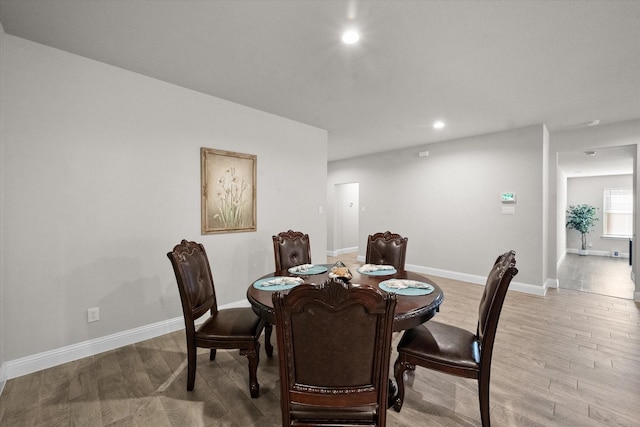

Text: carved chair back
xmin=273 ymin=230 xmax=312 ymax=272
xmin=477 ymin=250 xmax=518 ymax=372
xmin=365 ymin=231 xmax=408 ymax=270
xmin=273 ymin=279 xmax=397 ymax=426
xmin=168 ymin=240 xmax=218 ymax=331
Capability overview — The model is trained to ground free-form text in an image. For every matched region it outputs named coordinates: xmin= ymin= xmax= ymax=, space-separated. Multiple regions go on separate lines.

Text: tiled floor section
xmin=332 ymin=251 xmax=637 ymax=300
xmin=558 ymin=253 xmax=635 ymax=299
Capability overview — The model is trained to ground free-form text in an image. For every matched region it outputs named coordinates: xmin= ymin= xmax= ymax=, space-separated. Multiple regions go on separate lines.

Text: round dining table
xmin=246 ymin=263 xmax=444 ymax=332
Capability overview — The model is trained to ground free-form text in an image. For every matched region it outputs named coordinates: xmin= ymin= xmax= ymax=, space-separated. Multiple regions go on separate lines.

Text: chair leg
xmin=241 ymin=342 xmax=261 ymax=398
xmin=264 ymin=322 xmax=274 ymax=358
xmin=387 ymin=379 xmax=397 ymax=409
xmin=393 ymin=357 xmax=415 ymax=412
xmin=209 ymin=348 xmax=216 ymax=360
xmin=186 ymin=341 xmax=197 ymax=391
xmin=478 ymin=376 xmax=491 ymax=427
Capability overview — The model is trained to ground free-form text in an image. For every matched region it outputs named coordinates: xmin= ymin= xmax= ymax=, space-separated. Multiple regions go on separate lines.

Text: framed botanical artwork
xmin=201 ymin=147 xmax=257 ymax=234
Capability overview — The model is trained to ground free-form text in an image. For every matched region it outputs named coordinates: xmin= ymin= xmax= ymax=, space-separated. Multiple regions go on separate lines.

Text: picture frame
xmin=201 ymin=147 xmax=257 ymax=234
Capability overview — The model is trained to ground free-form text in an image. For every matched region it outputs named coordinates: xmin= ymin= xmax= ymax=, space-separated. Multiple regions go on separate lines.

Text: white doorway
xmin=557 ymin=145 xmax=636 ymax=299
xmin=333 ymin=183 xmax=359 ymax=255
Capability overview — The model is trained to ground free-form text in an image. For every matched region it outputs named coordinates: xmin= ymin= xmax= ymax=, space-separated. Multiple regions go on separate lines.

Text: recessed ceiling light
xmin=341 ymin=30 xmax=360 ymax=44
xmin=433 ymin=121 xmax=445 ymax=129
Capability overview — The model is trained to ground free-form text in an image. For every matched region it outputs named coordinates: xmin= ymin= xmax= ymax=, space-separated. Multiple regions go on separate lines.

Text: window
xmin=603 ymin=188 xmax=633 ymax=237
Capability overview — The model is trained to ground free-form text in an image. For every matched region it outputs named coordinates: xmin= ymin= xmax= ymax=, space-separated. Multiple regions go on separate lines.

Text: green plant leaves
xmin=566 ymin=204 xmax=599 ymax=234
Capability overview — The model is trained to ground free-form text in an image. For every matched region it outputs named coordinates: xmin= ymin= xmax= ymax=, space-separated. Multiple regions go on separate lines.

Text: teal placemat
xmin=288 ymin=265 xmax=328 ymax=275
xmin=253 ymin=277 xmax=303 ymax=291
xmin=357 ymin=266 xmax=397 ymax=276
xmin=379 ymin=279 xmax=434 ymax=296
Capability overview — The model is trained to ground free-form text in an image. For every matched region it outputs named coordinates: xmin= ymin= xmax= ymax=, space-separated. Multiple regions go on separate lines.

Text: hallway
xmin=558 ymin=253 xmax=635 ymax=300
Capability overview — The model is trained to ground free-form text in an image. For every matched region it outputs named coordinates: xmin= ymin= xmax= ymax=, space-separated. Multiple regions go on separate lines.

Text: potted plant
xmin=566 ymin=204 xmax=599 ymax=255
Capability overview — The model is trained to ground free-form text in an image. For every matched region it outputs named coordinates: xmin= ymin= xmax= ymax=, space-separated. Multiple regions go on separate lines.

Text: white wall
xmin=556 ymin=166 xmax=568 ymax=268
xmin=0 ymin=34 xmax=327 ymax=364
xmin=328 ymin=124 xmax=547 ymax=292
xmin=566 ymin=175 xmax=632 ymax=254
xmin=0 ymin=23 xmax=6 ymax=385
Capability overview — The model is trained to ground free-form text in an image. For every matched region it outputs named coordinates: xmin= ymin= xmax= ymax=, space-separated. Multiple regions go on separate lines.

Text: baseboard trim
xmin=0 ymin=258 xmax=547 ymax=392
xmin=326 ymin=246 xmax=358 ymax=257
xmin=566 ymin=248 xmax=629 ymax=258
xmin=405 ymin=263 xmax=546 ymax=296
xmin=545 ymin=278 xmax=559 ymax=290
xmin=3 ymin=317 xmax=185 ymax=381
xmin=0 ymin=258 xmax=547 ymax=388
xmin=1 ymin=300 xmax=250 ymax=384
xmin=0 ymin=363 xmax=6 ymax=396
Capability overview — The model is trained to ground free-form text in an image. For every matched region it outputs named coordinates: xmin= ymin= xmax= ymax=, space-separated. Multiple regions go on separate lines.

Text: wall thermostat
xmin=501 ymin=192 xmax=516 ymax=203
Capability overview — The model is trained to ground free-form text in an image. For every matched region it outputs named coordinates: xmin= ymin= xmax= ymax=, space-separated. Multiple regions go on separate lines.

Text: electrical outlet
xmin=88 ymin=307 xmax=100 ymax=323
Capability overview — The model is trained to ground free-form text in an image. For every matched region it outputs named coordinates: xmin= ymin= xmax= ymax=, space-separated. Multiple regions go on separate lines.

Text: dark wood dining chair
xmin=167 ymin=239 xmax=271 ymax=398
xmin=272 ymin=278 xmax=397 ymax=427
xmin=392 ymin=250 xmax=518 ymax=426
xmin=365 ymin=231 xmax=408 ymax=270
xmin=272 ymin=230 xmax=312 ymax=272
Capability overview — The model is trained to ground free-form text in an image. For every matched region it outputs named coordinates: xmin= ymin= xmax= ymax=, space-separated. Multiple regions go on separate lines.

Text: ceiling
xmin=1 ymin=1 xmax=639 ymax=171
xmin=558 ymin=145 xmax=635 ymax=178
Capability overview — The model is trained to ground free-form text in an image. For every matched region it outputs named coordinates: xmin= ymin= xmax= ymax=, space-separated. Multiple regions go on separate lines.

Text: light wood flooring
xmin=1 ymin=254 xmax=639 ymax=426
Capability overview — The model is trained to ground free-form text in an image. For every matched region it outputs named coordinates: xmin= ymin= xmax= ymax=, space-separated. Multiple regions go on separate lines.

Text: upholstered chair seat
xmin=396 ymin=321 xmax=480 ymax=373
xmin=393 ymin=250 xmax=518 ymax=427
xmin=167 ymin=239 xmax=271 ymax=398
